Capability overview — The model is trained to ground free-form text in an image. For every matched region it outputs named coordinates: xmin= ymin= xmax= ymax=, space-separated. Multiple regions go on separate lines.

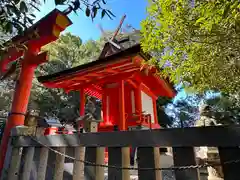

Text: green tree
xmin=204 ymin=93 xmax=240 ymax=125
xmin=0 ymin=81 xmax=14 ymax=116
xmin=0 ymin=0 xmax=114 ymax=49
xmin=156 ymin=96 xmax=173 ymax=127
xmin=156 ymin=85 xmax=202 ymax=128
xmin=141 ymin=0 xmax=240 ymax=94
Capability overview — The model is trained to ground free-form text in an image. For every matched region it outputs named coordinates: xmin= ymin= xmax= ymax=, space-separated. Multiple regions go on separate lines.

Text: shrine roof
xmin=38 ymin=30 xmax=142 ymax=84
xmin=38 ymin=43 xmax=143 ymax=83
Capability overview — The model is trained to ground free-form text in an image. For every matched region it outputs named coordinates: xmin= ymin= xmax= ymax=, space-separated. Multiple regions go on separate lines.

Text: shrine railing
xmin=1 ymin=125 xmax=240 ymax=180
xmin=126 ymin=111 xmax=152 ymax=128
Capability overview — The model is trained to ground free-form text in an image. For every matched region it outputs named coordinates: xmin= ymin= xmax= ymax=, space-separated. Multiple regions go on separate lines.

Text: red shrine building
xmin=38 ymin=33 xmax=176 ymax=131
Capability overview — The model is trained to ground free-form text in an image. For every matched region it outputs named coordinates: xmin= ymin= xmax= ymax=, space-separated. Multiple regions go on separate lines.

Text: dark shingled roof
xmin=99 ymin=30 xmax=141 ymax=58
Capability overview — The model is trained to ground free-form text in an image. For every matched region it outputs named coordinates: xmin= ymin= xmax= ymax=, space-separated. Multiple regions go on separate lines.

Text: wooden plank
xmin=172 ymin=147 xmax=200 ymax=180
xmin=37 ymin=147 xmax=49 ymax=180
xmin=13 ymin=126 xmax=240 ymax=147
xmin=108 ymin=147 xmax=122 ymax=180
xmin=138 ymin=147 xmax=162 ymax=180
xmin=122 ymin=147 xmax=130 ymax=180
xmin=53 ymin=147 xmax=65 ymax=180
xmin=1 ymin=137 xmax=13 ymax=180
xmin=73 ymin=146 xmax=85 ymax=180
xmin=21 ymin=147 xmax=35 ymax=180
xmin=95 ymin=147 xmax=105 ymax=180
xmin=218 ymin=147 xmax=240 ymax=180
xmin=154 ymin=147 xmax=162 ymax=180
xmin=7 ymin=147 xmax=23 ymax=180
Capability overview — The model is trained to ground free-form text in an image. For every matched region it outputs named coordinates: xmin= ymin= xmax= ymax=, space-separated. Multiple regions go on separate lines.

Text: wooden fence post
xmin=6 ymin=126 xmax=36 ymax=180
xmin=37 ymin=147 xmax=49 ymax=180
xmin=21 ymin=147 xmax=35 ymax=180
xmin=137 ymin=147 xmax=162 ymax=180
xmin=7 ymin=147 xmax=23 ymax=180
xmin=20 ymin=114 xmax=39 ymax=180
xmin=1 ymin=137 xmax=14 ymax=180
xmin=73 ymin=146 xmax=85 ymax=180
xmin=173 ymin=147 xmax=200 ymax=180
xmin=53 ymin=147 xmax=66 ymax=180
xmin=154 ymin=147 xmax=162 ymax=180
xmin=95 ymin=147 xmax=105 ymax=180
xmin=122 ymin=147 xmax=130 ymax=180
xmin=34 ymin=125 xmax=49 ymax=180
xmin=218 ymin=147 xmax=240 ymax=180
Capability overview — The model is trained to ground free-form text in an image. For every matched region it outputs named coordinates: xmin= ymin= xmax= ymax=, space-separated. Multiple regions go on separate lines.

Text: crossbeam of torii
xmin=0 ymin=8 xmax=73 ymax=172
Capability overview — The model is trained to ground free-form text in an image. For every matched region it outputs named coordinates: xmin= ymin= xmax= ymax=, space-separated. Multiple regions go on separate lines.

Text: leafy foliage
xmin=141 ymin=0 xmax=240 ymax=94
xmin=0 ymin=0 xmax=114 ymax=45
xmin=162 ymin=90 xmax=240 ymax=128
xmin=169 ymin=95 xmax=201 ymax=128
xmin=0 ymin=0 xmax=40 ymax=38
xmin=156 ymin=96 xmax=173 ymax=127
xmin=204 ymin=93 xmax=240 ymax=125
xmin=0 ymin=81 xmax=14 ymax=116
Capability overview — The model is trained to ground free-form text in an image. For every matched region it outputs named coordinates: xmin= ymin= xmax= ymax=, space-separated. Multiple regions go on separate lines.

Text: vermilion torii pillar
xmin=0 ymin=9 xmax=72 ymax=173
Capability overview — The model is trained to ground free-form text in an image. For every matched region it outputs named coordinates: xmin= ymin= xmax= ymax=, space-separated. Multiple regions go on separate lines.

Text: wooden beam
xmin=102 ymin=68 xmax=119 ymax=73
xmin=112 ymin=62 xmax=134 ymax=69
xmin=85 ymin=72 xmax=103 ymax=77
xmin=135 ymin=84 xmax=142 ymax=118
xmin=126 ymin=79 xmax=137 ymax=89
xmin=13 ymin=126 xmax=240 ymax=147
xmin=132 ymin=55 xmax=157 ymax=74
xmin=43 ymin=59 xmax=132 ymax=86
xmin=152 ymin=99 xmax=158 ymax=125
xmin=72 ymin=76 xmax=88 ymax=81
xmin=140 ymin=83 xmax=158 ymax=100
xmin=65 ymin=71 xmax=136 ymax=92
xmin=85 ymin=86 xmax=102 ymax=97
xmin=154 ymin=75 xmax=176 ymax=97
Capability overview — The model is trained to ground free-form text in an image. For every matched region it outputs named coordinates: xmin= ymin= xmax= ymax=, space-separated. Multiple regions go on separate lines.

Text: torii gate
xmin=0 ymin=8 xmax=72 ymax=172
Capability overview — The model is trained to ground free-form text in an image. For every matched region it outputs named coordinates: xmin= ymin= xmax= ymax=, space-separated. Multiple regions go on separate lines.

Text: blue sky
xmin=35 ymin=0 xmax=148 ymax=42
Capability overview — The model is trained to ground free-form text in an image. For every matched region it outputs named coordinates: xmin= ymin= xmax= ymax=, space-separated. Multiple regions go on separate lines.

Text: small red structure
xmin=38 ymin=36 xmax=176 ymax=163
xmin=38 ymin=43 xmax=176 ymax=131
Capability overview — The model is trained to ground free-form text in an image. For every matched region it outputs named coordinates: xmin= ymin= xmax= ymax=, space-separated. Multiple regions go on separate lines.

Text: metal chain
xmin=30 ymin=136 xmax=240 ymax=171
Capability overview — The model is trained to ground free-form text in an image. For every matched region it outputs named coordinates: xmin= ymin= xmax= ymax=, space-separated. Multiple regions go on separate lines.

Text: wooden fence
xmin=1 ymin=125 xmax=240 ymax=180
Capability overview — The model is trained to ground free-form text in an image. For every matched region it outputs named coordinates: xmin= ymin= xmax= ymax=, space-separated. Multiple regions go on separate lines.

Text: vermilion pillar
xmin=119 ymin=80 xmax=126 ymax=130
xmin=0 ymin=50 xmax=48 ymax=172
xmin=77 ymin=89 xmax=85 ymax=130
xmin=135 ymin=84 xmax=142 ymax=116
xmin=79 ymin=89 xmax=85 ymax=116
